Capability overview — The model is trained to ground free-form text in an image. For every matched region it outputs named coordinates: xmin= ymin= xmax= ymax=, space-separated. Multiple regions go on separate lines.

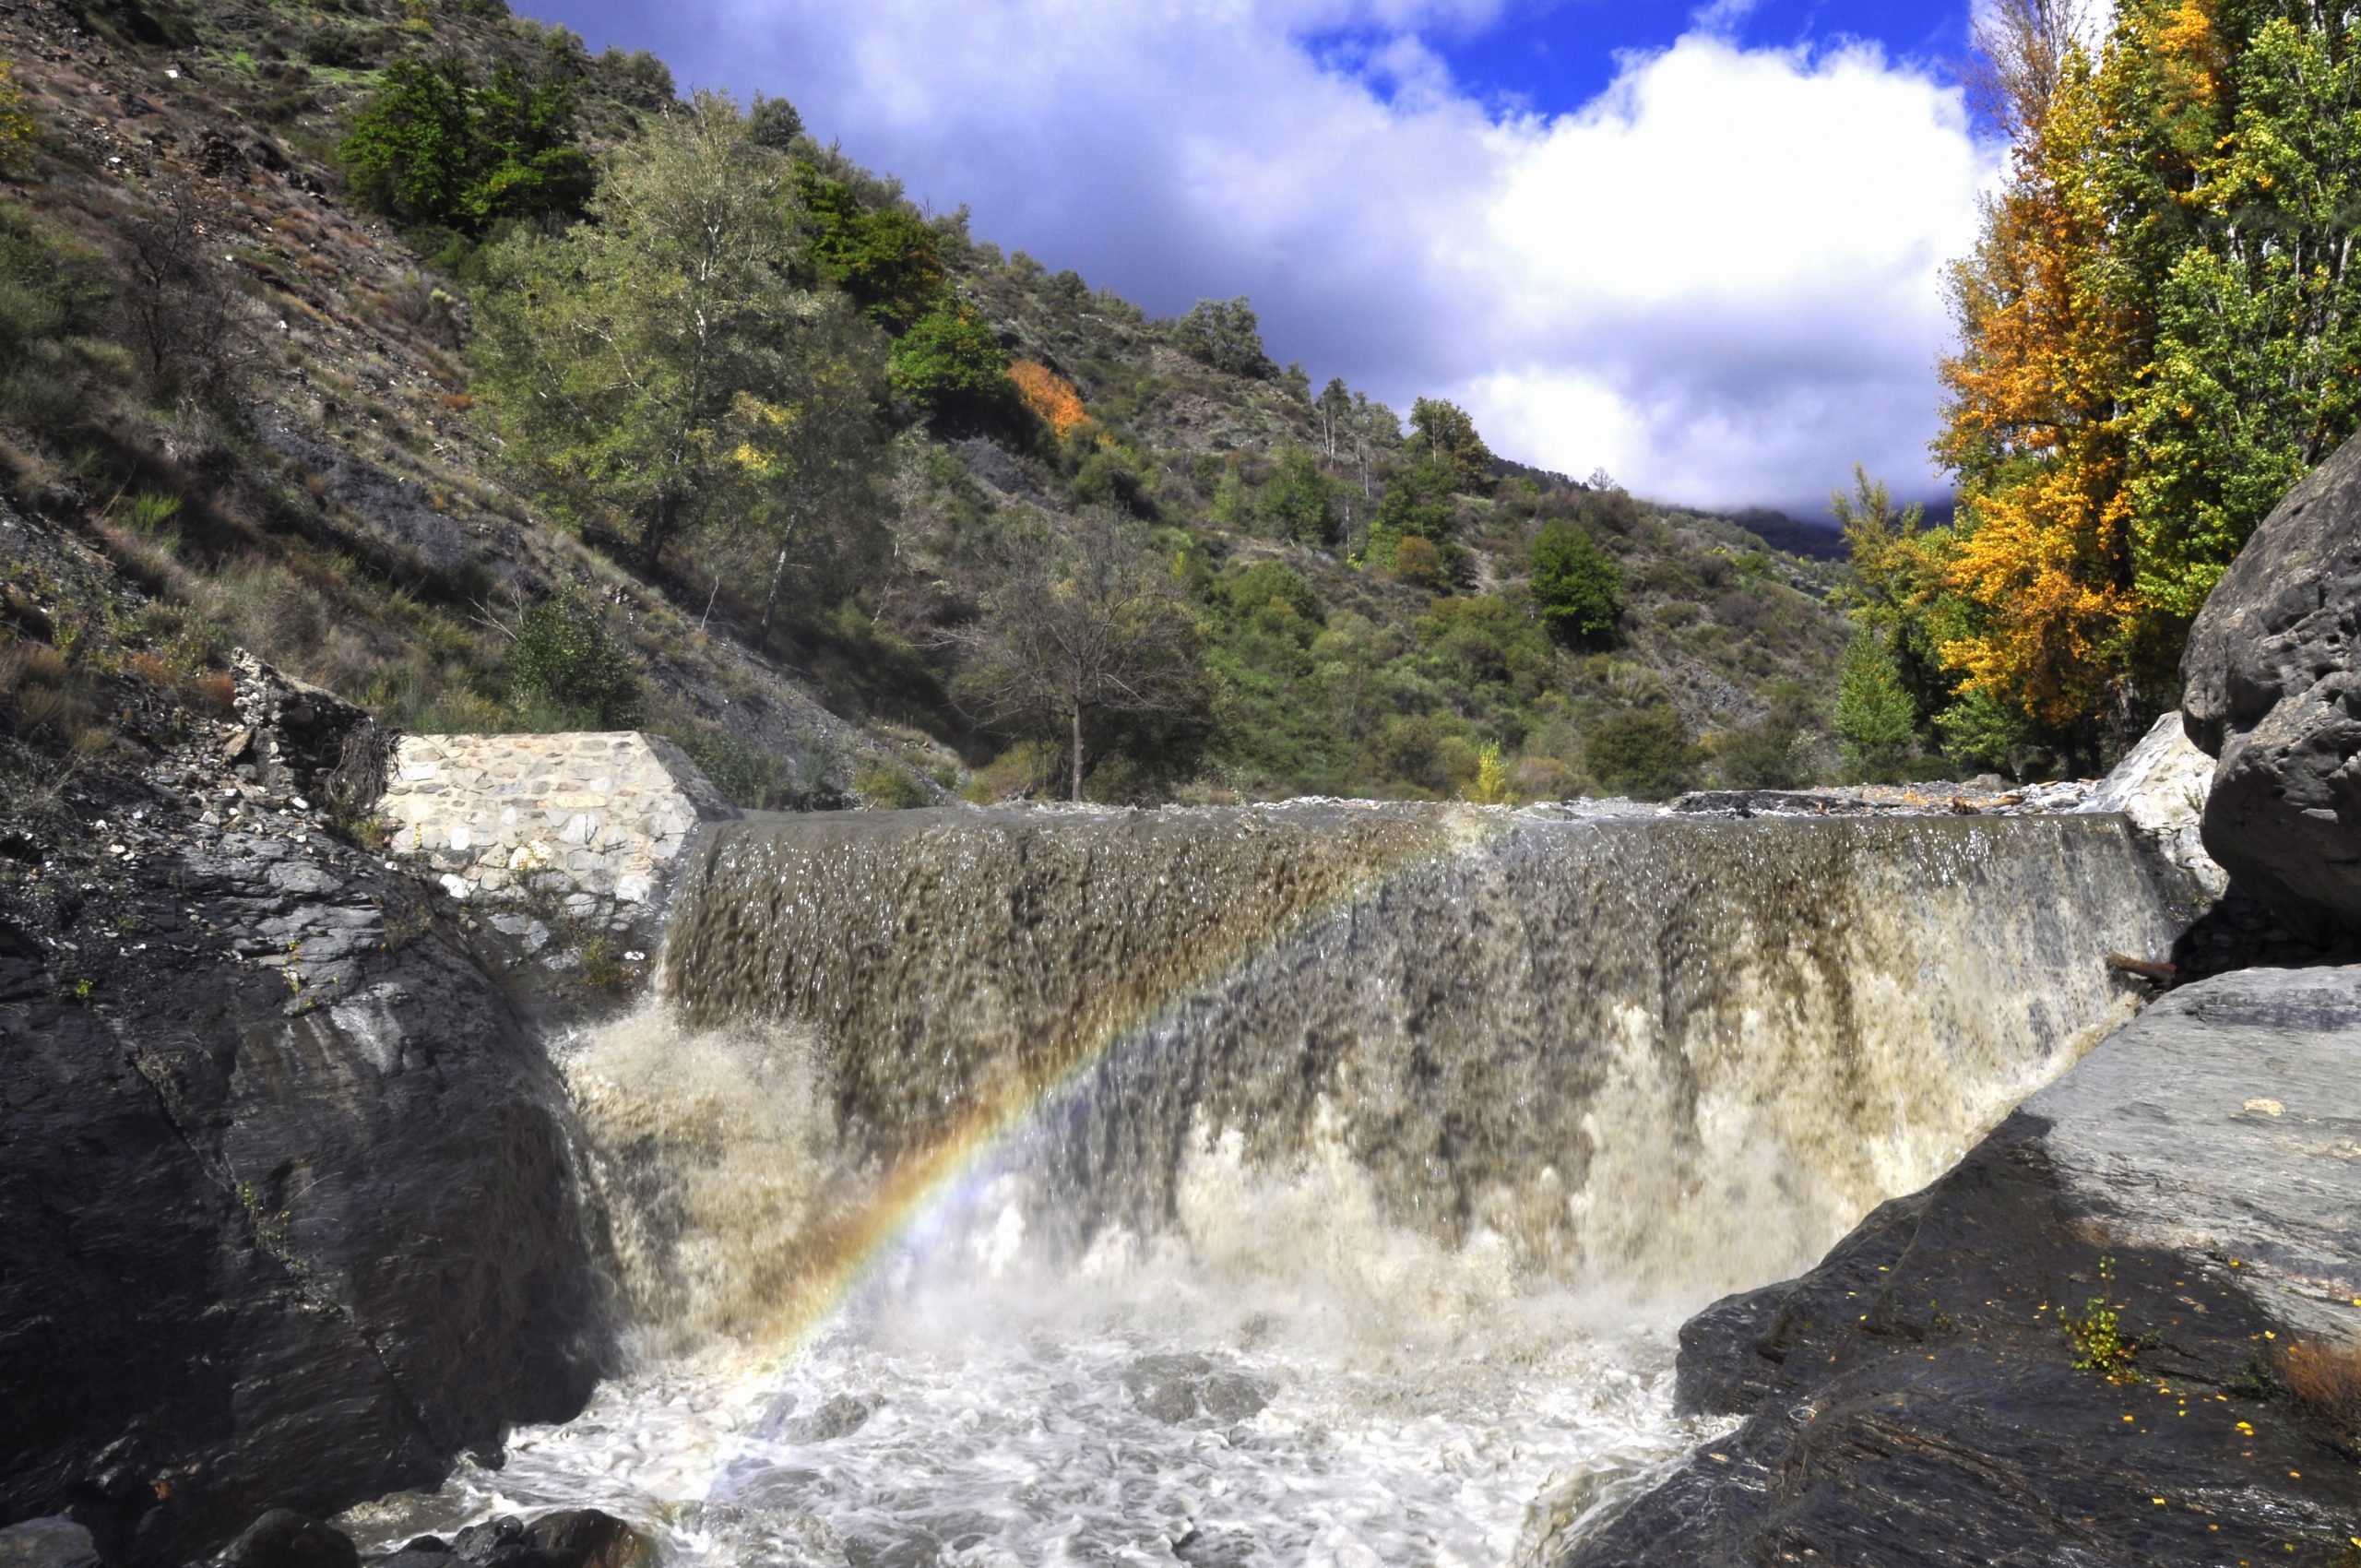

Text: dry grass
xmin=2282 ymin=1337 xmax=2361 ymax=1437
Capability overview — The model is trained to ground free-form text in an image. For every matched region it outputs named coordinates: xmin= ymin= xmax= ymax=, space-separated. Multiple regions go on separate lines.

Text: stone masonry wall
xmin=382 ymin=733 xmax=739 ymax=942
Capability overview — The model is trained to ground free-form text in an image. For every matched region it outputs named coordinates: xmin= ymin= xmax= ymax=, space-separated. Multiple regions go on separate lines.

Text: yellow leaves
xmin=724 ymin=390 xmax=801 ymax=475
xmin=0 ymin=57 xmax=33 ymax=167
xmin=1009 ymin=360 xmax=1087 ymax=435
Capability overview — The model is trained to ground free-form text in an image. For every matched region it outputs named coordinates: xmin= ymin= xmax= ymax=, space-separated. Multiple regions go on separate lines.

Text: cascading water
xmin=344 ymin=803 xmax=2178 ymax=1567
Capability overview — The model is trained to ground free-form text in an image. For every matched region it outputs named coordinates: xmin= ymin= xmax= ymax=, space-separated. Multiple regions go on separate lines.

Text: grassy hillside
xmin=0 ymin=0 xmax=1867 ymax=814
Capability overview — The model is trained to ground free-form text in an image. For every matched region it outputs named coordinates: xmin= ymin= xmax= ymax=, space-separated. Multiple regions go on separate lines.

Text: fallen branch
xmin=2106 ymin=953 xmax=2177 ymax=983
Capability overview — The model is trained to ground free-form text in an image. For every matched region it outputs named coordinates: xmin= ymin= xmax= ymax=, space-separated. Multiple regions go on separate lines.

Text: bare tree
xmin=1966 ymin=0 xmax=2097 ymax=142
xmin=118 ymin=180 xmax=248 ymax=400
xmin=932 ymin=511 xmax=1203 ymax=802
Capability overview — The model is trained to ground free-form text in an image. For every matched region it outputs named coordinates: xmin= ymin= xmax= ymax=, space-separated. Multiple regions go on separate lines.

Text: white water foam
xmin=344 ymin=1031 xmax=1729 ymax=1565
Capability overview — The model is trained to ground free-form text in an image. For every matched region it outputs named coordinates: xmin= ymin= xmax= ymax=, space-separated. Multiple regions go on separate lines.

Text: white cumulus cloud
xmin=670 ymin=0 xmax=1998 ymax=516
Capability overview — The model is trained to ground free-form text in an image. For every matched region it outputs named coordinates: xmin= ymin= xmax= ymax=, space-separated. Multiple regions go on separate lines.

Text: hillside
xmin=0 ymin=0 xmax=1863 ymax=814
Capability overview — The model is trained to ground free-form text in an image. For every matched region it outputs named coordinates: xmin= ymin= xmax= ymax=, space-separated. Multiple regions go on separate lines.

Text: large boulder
xmin=0 ymin=758 xmax=608 ymax=1562
xmin=2181 ymin=434 xmax=2361 ymax=942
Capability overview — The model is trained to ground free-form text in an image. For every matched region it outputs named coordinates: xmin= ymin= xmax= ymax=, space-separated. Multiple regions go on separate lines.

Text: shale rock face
xmin=1560 ymin=966 xmax=2361 ymax=1568
xmin=2182 ymin=435 xmax=2361 ymax=942
xmin=0 ymin=686 xmax=607 ymax=1565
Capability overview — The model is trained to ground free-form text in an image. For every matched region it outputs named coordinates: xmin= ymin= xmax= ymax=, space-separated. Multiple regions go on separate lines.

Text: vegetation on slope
xmin=0 ymin=0 xmax=1876 ymax=812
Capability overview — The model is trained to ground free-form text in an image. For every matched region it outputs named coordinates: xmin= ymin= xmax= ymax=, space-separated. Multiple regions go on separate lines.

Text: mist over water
xmin=350 ymin=806 xmax=2176 ymax=1565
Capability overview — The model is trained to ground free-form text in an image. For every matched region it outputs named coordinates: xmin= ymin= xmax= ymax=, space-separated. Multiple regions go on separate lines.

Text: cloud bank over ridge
xmin=665 ymin=1 xmax=1999 ymax=515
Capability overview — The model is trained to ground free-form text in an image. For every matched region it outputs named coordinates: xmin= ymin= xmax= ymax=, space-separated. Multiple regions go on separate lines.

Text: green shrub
xmin=660 ymin=721 xmax=785 ymax=809
xmin=853 ymin=758 xmax=928 ymax=808
xmin=1224 ymin=561 xmax=1321 ymax=625
xmin=508 ymin=593 xmax=640 ymax=729
xmin=1530 ymin=518 xmax=1622 ymax=645
xmin=1366 ymin=458 xmax=1459 ymax=568
xmin=1835 ymin=631 xmax=1918 ymax=783
xmin=1585 ymin=707 xmax=1699 ymax=800
xmin=338 ymin=56 xmax=594 ymax=239
xmin=1390 ymin=535 xmax=1450 ymax=591
xmin=0 ymin=57 xmax=34 ymax=171
xmin=888 ymin=306 xmax=1010 ymax=416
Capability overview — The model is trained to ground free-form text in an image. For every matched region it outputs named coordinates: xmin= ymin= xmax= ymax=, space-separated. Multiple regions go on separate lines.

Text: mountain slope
xmin=0 ymin=0 xmax=1861 ymax=811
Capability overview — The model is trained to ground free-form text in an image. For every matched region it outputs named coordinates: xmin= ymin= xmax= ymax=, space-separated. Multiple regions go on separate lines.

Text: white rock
xmin=2080 ymin=711 xmax=2227 ymax=898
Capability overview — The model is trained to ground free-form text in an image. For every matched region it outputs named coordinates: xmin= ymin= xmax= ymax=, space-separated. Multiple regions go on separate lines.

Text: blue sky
xmin=518 ymin=1 xmax=1999 ymax=516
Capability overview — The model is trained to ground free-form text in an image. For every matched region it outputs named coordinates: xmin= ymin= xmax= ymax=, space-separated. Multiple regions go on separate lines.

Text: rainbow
xmin=668 ymin=804 xmax=1509 ymax=1376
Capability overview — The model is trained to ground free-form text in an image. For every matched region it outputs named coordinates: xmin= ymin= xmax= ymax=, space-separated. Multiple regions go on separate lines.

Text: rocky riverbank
xmin=1558 ymin=964 xmax=2361 ymax=1568
xmin=0 ymin=635 xmax=610 ymax=1564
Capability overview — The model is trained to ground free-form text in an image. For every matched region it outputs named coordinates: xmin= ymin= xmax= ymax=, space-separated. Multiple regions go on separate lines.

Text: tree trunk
xmin=1071 ymin=704 xmax=1085 ymax=802
xmin=760 ymin=540 xmax=791 ymax=636
xmin=641 ymin=491 xmax=674 ymax=576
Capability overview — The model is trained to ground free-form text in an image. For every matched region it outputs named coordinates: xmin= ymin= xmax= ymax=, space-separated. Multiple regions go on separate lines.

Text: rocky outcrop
xmin=2080 ymin=710 xmax=2225 ymax=901
xmin=2182 ymin=434 xmax=2361 ymax=943
xmin=1560 ymin=965 xmax=2361 ymax=1568
xmin=0 ymin=687 xmax=608 ymax=1564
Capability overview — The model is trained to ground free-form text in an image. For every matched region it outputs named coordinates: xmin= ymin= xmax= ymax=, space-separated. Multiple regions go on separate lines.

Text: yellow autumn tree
xmin=1934 ymin=21 xmax=2141 ymax=759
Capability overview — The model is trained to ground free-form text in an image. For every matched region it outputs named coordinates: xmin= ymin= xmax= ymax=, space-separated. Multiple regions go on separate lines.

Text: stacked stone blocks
xmin=383 ymin=732 xmax=739 ymax=932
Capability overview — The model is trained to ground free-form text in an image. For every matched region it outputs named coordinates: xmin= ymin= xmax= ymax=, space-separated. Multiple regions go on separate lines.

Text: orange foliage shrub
xmin=1009 ymin=360 xmax=1086 ymax=435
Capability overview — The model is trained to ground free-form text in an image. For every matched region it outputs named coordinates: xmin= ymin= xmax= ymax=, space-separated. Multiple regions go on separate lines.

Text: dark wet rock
xmin=1170 ymin=1526 xmax=1257 ymax=1568
xmin=783 ymin=1393 xmax=881 ymax=1444
xmin=0 ymin=728 xmax=607 ymax=1563
xmin=447 ymin=1516 xmax=524 ymax=1564
xmin=215 ymin=1511 xmax=358 ymax=1568
xmin=520 ymin=1510 xmax=644 ymax=1568
xmin=0 ymin=1517 xmax=101 ymax=1568
xmin=1560 ymin=965 xmax=2361 ymax=1568
xmin=1121 ymin=1354 xmax=1273 ymax=1426
xmin=2182 ymin=434 xmax=2361 ymax=942
xmin=357 ymin=1504 xmax=635 ymax=1566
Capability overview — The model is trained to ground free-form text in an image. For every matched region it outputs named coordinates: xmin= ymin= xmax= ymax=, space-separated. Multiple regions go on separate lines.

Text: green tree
xmin=338 ymin=56 xmax=591 ymax=238
xmin=1528 ymin=518 xmax=1622 ymax=645
xmin=1264 ymin=445 xmax=1335 ymax=544
xmin=1366 ymin=459 xmax=1459 ymax=570
xmin=747 ymin=91 xmax=802 ymax=150
xmin=474 ymin=92 xmax=852 ymax=575
xmin=1834 ymin=631 xmax=1918 ymax=783
xmin=1314 ymin=376 xmax=1352 ymax=458
xmin=889 ymin=305 xmax=1010 ymax=417
xmin=800 ymin=170 xmax=949 ymax=333
xmin=1830 ymin=466 xmax=1950 ymax=724
xmin=937 ymin=511 xmax=1205 ymax=801
xmin=1409 ymin=396 xmax=1494 ymax=493
xmin=1172 ymin=296 xmax=1273 ymax=378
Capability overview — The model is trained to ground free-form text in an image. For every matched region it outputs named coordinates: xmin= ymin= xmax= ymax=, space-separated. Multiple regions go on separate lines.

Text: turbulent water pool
xmin=351 ymin=1116 xmax=1718 ymax=1565
xmin=344 ymin=806 xmax=2175 ymax=1566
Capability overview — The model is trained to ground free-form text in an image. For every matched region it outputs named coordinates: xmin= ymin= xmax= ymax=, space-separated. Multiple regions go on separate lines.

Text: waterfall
xmin=367 ymin=805 xmax=2177 ymax=1567
xmin=617 ymin=805 xmax=2174 ymax=1336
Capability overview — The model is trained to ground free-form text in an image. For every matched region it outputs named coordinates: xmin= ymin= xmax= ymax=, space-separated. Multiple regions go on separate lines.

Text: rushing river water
xmin=345 ymin=805 xmax=2175 ymax=1566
